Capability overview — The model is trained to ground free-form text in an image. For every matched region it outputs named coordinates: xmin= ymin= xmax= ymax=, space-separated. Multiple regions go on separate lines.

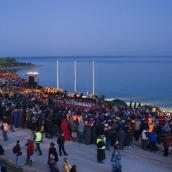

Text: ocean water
xmin=12 ymin=56 xmax=172 ymax=110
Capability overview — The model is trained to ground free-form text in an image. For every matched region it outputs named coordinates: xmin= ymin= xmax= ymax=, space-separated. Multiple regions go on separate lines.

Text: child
xmin=1 ymin=117 xmax=9 ymax=141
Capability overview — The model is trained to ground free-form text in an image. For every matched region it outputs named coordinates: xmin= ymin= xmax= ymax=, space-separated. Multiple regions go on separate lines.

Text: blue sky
xmin=0 ymin=0 xmax=172 ymax=57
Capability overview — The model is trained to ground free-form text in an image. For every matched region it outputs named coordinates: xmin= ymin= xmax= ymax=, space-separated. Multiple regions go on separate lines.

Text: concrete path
xmin=0 ymin=124 xmax=172 ymax=172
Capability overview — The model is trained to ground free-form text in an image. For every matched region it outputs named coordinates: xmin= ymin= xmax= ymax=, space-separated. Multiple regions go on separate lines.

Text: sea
xmin=10 ymin=56 xmax=172 ymax=111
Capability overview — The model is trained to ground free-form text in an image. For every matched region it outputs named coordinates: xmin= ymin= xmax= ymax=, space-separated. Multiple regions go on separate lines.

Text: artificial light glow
xmin=26 ymin=72 xmax=38 ymax=75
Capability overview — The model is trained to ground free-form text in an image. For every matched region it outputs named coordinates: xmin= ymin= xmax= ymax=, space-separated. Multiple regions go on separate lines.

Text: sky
xmin=0 ymin=0 xmax=172 ymax=57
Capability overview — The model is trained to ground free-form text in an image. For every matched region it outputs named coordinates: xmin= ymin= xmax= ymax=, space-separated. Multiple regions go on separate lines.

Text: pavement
xmin=0 ymin=124 xmax=172 ymax=172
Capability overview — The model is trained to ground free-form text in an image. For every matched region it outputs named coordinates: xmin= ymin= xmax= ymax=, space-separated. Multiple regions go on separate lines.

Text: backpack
xmin=13 ymin=145 xmax=17 ymax=154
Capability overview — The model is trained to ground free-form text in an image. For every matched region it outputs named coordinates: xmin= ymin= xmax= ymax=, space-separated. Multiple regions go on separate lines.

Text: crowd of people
xmin=0 ymin=70 xmax=172 ymax=172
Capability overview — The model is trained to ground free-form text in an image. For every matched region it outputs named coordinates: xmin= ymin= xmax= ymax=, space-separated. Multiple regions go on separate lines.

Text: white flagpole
xmin=57 ymin=61 xmax=59 ymax=88
xmin=93 ymin=61 xmax=94 ymax=96
xmin=74 ymin=61 xmax=76 ymax=93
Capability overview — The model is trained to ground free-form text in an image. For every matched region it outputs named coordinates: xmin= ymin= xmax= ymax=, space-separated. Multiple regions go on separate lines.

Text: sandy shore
xmin=0 ymin=64 xmax=43 ymax=70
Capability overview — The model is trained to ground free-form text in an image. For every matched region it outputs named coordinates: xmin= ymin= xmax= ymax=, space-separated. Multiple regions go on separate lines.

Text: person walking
xmin=13 ymin=140 xmax=22 ymax=169
xmin=48 ymin=142 xmax=59 ymax=163
xmin=57 ymin=133 xmax=68 ymax=156
xmin=62 ymin=157 xmax=71 ymax=172
xmin=96 ymin=135 xmax=106 ymax=163
xmin=33 ymin=129 xmax=43 ymax=155
xmin=25 ymin=139 xmax=34 ymax=166
xmin=111 ymin=145 xmax=121 ymax=172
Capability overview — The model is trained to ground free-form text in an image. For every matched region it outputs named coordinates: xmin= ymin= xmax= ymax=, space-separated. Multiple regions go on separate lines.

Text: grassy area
xmin=0 ymin=157 xmax=25 ymax=172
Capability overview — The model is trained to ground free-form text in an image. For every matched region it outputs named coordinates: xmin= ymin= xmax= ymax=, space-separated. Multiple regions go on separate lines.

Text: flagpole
xmin=93 ymin=61 xmax=94 ymax=96
xmin=74 ymin=61 xmax=76 ymax=93
xmin=57 ymin=61 xmax=59 ymax=88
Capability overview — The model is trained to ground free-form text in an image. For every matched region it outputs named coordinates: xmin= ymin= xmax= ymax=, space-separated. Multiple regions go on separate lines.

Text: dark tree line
xmin=0 ymin=57 xmax=34 ymax=67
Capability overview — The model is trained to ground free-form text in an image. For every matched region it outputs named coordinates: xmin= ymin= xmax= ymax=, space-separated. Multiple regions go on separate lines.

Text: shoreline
xmin=0 ymin=64 xmax=43 ymax=70
xmin=106 ymin=98 xmax=172 ymax=112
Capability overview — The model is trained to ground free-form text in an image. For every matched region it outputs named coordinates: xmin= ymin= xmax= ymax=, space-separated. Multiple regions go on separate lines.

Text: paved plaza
xmin=0 ymin=124 xmax=172 ymax=172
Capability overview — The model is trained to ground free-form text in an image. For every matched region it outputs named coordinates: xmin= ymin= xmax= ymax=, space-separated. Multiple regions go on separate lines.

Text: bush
xmin=106 ymin=99 xmax=127 ymax=108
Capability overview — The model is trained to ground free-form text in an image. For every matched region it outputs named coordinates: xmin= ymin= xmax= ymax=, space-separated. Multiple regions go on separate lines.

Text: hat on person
xmin=50 ymin=142 xmax=55 ymax=147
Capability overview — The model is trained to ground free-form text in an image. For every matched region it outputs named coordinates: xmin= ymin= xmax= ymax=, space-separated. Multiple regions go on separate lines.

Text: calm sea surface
xmin=12 ymin=56 xmax=172 ymax=110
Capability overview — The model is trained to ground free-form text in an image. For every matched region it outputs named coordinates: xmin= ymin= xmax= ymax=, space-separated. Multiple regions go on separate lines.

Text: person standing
xmin=1 ymin=117 xmax=9 ymax=141
xmin=104 ymin=126 xmax=113 ymax=150
xmin=18 ymin=108 xmax=24 ymax=128
xmin=25 ymin=108 xmax=32 ymax=129
xmin=25 ymin=139 xmax=34 ymax=166
xmin=77 ymin=119 xmax=85 ymax=143
xmin=13 ymin=109 xmax=19 ymax=128
xmin=134 ymin=118 xmax=141 ymax=141
xmin=33 ymin=129 xmax=43 ymax=155
xmin=62 ymin=157 xmax=71 ymax=172
xmin=13 ymin=140 xmax=22 ymax=169
xmin=117 ymin=127 xmax=126 ymax=150
xmin=7 ymin=111 xmax=14 ymax=132
xmin=141 ymin=129 xmax=148 ymax=151
xmin=45 ymin=116 xmax=54 ymax=139
xmin=96 ymin=135 xmax=106 ymax=163
xmin=29 ymin=118 xmax=37 ymax=140
xmin=57 ymin=133 xmax=68 ymax=156
xmin=148 ymin=132 xmax=157 ymax=152
xmin=163 ymin=132 xmax=171 ymax=156
xmin=111 ymin=145 xmax=121 ymax=172
xmin=84 ymin=121 xmax=91 ymax=145
xmin=70 ymin=165 xmax=77 ymax=172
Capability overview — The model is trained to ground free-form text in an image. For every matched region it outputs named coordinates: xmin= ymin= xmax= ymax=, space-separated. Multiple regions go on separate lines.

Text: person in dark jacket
xmin=84 ymin=121 xmax=91 ymax=145
xmin=95 ymin=122 xmax=104 ymax=138
xmin=48 ymin=142 xmax=59 ymax=163
xmin=45 ymin=116 xmax=54 ymax=139
xmin=7 ymin=110 xmax=14 ymax=132
xmin=29 ymin=118 xmax=37 ymax=140
xmin=13 ymin=109 xmax=19 ymax=128
xmin=163 ymin=132 xmax=171 ymax=156
xmin=57 ymin=133 xmax=68 ymax=156
xmin=90 ymin=121 xmax=96 ymax=144
xmin=117 ymin=128 xmax=126 ymax=150
xmin=70 ymin=164 xmax=77 ymax=172
xmin=14 ymin=140 xmax=22 ymax=168
xmin=18 ymin=108 xmax=24 ymax=128
xmin=104 ymin=126 xmax=113 ymax=150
